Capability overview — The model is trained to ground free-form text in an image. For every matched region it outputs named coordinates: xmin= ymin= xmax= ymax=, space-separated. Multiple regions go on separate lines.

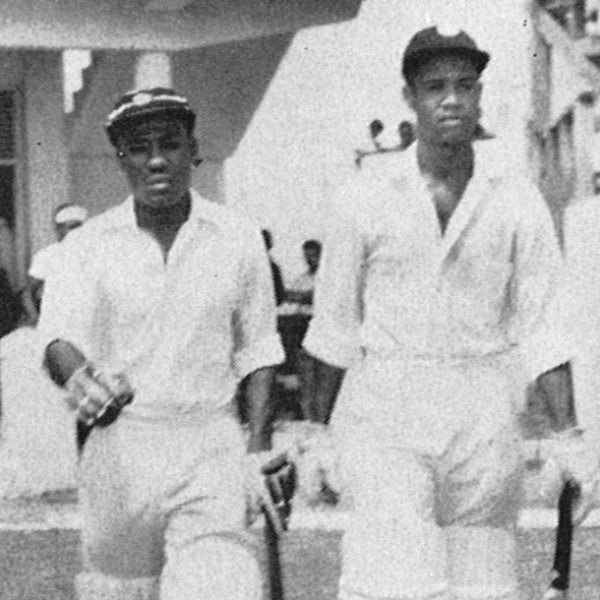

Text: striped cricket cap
xmin=105 ymin=87 xmax=196 ymax=146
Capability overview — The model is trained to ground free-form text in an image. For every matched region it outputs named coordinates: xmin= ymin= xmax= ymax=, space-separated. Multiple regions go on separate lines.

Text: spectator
xmin=26 ymin=203 xmax=88 ymax=322
xmin=398 ymin=120 xmax=415 ymax=150
xmin=280 ymin=240 xmax=322 ymax=419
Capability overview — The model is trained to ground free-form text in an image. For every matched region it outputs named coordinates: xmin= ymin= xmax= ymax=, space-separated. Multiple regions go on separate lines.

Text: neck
xmin=135 ymin=192 xmax=192 ymax=233
xmin=417 ymin=139 xmax=474 ymax=181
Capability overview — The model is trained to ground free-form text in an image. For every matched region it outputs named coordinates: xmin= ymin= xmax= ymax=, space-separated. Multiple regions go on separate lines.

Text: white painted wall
xmin=225 ymin=0 xmax=534 ymax=282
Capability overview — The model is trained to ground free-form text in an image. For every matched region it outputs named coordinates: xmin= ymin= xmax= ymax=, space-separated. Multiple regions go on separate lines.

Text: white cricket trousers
xmin=75 ymin=408 xmax=261 ymax=600
xmin=333 ymin=355 xmax=526 ymax=600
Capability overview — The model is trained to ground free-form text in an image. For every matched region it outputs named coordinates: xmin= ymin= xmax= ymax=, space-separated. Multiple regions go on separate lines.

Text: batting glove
xmin=244 ymin=450 xmax=296 ymax=535
xmin=65 ymin=363 xmax=134 ymax=427
xmin=539 ymin=428 xmax=600 ymax=526
xmin=294 ymin=421 xmax=341 ymax=505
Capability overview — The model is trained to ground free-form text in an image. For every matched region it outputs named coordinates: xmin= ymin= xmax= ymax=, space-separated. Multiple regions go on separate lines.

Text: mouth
xmin=439 ymin=116 xmax=464 ymax=126
xmin=146 ymin=177 xmax=172 ymax=192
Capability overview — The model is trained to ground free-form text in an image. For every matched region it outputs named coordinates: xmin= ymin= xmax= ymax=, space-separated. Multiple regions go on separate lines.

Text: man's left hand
xmin=244 ymin=450 xmax=296 ymax=535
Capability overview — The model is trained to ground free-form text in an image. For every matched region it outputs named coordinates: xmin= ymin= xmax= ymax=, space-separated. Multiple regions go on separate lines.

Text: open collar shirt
xmin=38 ymin=190 xmax=284 ymax=420
xmin=304 ymin=143 xmax=572 ymax=380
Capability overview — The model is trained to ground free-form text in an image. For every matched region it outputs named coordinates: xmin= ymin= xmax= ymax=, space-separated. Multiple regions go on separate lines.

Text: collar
xmin=402 ymin=141 xmax=501 ymax=258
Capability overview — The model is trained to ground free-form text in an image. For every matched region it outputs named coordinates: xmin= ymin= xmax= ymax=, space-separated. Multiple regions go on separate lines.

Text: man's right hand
xmin=539 ymin=429 xmax=600 ymax=526
xmin=65 ymin=363 xmax=134 ymax=427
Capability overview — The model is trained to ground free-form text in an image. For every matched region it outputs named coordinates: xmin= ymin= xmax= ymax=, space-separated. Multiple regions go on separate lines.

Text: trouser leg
xmin=160 ymin=431 xmax=260 ymax=600
xmin=76 ymin=426 xmax=164 ymax=600
xmin=440 ymin=379 xmax=524 ymax=600
xmin=338 ymin=438 xmax=452 ymax=600
xmin=75 ymin=573 xmax=159 ymax=600
xmin=161 ymin=535 xmax=261 ymax=600
xmin=446 ymin=527 xmax=521 ymax=600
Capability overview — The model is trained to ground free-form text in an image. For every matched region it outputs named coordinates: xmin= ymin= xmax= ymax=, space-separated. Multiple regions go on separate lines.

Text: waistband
xmin=363 ymin=347 xmax=518 ymax=371
xmin=120 ymin=398 xmax=238 ymax=426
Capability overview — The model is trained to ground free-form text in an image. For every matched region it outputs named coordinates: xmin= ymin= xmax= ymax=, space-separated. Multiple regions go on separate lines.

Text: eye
xmin=458 ymin=79 xmax=477 ymax=92
xmin=423 ymin=80 xmax=444 ymax=92
xmin=160 ymin=138 xmax=182 ymax=151
xmin=125 ymin=142 xmax=149 ymax=155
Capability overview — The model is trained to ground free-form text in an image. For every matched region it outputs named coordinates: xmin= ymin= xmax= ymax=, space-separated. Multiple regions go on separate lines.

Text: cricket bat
xmin=542 ymin=480 xmax=577 ymax=599
xmin=261 ymin=454 xmax=296 ymax=600
xmin=263 ymin=509 xmax=285 ymax=600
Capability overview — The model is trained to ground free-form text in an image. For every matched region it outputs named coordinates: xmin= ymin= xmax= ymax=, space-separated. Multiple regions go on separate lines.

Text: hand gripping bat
xmin=261 ymin=453 xmax=297 ymax=600
xmin=542 ymin=481 xmax=578 ymax=600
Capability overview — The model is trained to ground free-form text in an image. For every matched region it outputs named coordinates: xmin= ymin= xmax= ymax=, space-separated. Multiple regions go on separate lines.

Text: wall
xmin=0 ymin=0 xmax=361 ymax=51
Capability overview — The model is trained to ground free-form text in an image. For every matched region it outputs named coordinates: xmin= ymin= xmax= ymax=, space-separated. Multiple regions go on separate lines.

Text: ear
xmin=115 ymin=149 xmax=127 ymax=170
xmin=403 ymin=85 xmax=417 ymax=113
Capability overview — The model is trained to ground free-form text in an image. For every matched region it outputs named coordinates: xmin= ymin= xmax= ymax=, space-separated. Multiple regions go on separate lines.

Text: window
xmin=0 ymin=91 xmax=17 ymax=229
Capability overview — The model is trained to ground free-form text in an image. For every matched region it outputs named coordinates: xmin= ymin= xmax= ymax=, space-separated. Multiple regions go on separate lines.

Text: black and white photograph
xmin=1 ymin=1 xmax=600 ymax=599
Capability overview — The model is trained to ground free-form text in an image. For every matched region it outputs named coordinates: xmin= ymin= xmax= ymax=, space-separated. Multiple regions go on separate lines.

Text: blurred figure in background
xmin=279 ymin=239 xmax=322 ymax=419
xmin=24 ymin=203 xmax=89 ymax=449
xmin=0 ymin=301 xmax=77 ymax=498
xmin=398 ymin=119 xmax=415 ymax=150
xmin=25 ymin=203 xmax=88 ymax=323
xmin=0 ymin=217 xmax=20 ymax=338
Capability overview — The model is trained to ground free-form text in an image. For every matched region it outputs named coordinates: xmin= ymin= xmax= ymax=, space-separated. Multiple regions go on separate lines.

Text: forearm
xmin=533 ymin=362 xmax=577 ymax=434
xmin=44 ymin=339 xmax=88 ymax=387
xmin=313 ymin=358 xmax=345 ymax=424
xmin=245 ymin=365 xmax=277 ymax=452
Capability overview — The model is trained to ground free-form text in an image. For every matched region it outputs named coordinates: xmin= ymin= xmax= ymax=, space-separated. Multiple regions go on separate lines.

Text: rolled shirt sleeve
xmin=37 ymin=229 xmax=100 ymax=362
xmin=303 ymin=185 xmax=366 ymax=369
xmin=510 ymin=191 xmax=574 ymax=379
xmin=232 ymin=226 xmax=285 ymax=379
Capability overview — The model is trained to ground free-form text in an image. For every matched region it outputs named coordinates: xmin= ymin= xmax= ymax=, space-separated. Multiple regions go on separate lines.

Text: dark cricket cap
xmin=105 ymin=87 xmax=196 ymax=146
xmin=402 ymin=25 xmax=490 ymax=83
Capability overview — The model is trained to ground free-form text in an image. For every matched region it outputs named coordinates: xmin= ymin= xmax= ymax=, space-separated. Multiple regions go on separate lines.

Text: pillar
xmin=23 ymin=51 xmax=70 ymax=258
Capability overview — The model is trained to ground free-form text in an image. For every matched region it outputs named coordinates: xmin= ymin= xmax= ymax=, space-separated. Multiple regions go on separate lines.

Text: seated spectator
xmin=278 ymin=240 xmax=322 ymax=419
xmin=285 ymin=239 xmax=321 ymax=314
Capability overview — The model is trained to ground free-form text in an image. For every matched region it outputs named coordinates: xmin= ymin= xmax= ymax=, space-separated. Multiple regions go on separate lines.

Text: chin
xmin=137 ymin=194 xmax=175 ymax=210
xmin=439 ymin=132 xmax=472 ymax=146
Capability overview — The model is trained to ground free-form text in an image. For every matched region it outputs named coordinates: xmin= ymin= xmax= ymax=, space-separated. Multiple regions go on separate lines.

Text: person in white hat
xmin=303 ymin=25 xmax=600 ymax=600
xmin=37 ymin=87 xmax=291 ymax=600
xmin=26 ymin=202 xmax=89 ymax=321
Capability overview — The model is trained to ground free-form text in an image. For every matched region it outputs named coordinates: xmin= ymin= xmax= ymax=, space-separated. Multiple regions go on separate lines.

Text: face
xmin=403 ymin=55 xmax=482 ymax=146
xmin=115 ymin=116 xmax=198 ymax=210
xmin=304 ymin=246 xmax=321 ymax=271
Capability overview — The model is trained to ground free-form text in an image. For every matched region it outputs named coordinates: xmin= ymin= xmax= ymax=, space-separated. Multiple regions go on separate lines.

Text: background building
xmin=0 ymin=0 xmax=363 ymax=291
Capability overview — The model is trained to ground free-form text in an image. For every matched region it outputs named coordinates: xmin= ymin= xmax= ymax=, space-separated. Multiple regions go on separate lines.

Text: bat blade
xmin=542 ymin=481 xmax=577 ymax=599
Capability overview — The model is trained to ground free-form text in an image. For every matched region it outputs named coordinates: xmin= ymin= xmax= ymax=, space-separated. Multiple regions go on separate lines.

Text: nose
xmin=441 ymin=86 xmax=460 ymax=106
xmin=147 ymin=141 xmax=168 ymax=170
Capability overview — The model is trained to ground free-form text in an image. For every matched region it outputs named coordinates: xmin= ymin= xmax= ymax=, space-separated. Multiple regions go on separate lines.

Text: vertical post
xmin=23 ymin=50 xmax=70 ymax=258
xmin=573 ymin=92 xmax=596 ymax=200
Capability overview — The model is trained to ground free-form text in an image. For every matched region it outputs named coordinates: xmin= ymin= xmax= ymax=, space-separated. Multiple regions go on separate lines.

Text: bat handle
xmin=544 ymin=480 xmax=578 ymax=599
